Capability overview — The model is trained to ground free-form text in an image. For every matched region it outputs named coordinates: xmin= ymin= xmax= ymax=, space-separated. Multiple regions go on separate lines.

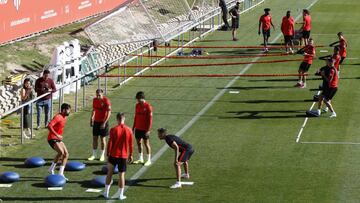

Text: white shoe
xmin=99 ymin=155 xmax=105 ymax=162
xmin=88 ymin=155 xmax=96 ymax=161
xmin=132 ymin=159 xmax=144 ymax=164
xmin=48 ymin=168 xmax=55 ymax=175
xmin=61 ymin=175 xmax=69 ymax=181
xmin=330 ymin=112 xmax=337 ymax=118
xmin=102 ymin=192 xmax=109 ymax=199
xmin=170 ymin=182 xmax=182 ymax=189
xmin=23 ymin=134 xmax=30 ymax=139
xmin=181 ymin=173 xmax=190 ymax=179
xmin=322 ymin=107 xmax=329 ymax=113
xmin=144 ymin=160 xmax=152 ymax=166
xmin=119 ymin=195 xmax=127 ymax=200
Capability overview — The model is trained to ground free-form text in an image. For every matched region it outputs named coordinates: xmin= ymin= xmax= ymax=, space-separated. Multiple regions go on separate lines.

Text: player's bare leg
xmin=103 ymin=163 xmax=114 ymax=198
xmin=133 ymin=138 xmax=144 ymax=164
xmin=181 ymin=161 xmax=190 ymax=179
xmin=48 ymin=143 xmax=63 ymax=174
xmin=324 ymin=100 xmax=336 ymax=118
xmin=117 ymin=172 xmax=127 ymax=200
xmin=99 ymin=137 xmax=106 ymax=161
xmin=170 ymin=162 xmax=183 ymax=189
xmin=88 ymin=136 xmax=98 ymax=160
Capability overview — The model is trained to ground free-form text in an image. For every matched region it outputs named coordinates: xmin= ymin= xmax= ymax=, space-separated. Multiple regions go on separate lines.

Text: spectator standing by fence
xmin=35 ymin=70 xmax=56 ymax=130
xmin=20 ymin=78 xmax=35 ymax=139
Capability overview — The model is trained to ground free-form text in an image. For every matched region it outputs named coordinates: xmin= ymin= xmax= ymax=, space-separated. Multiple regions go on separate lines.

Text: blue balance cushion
xmin=24 ymin=157 xmax=45 ymax=168
xmin=0 ymin=172 xmax=20 ymax=183
xmin=45 ymin=174 xmax=66 ymax=187
xmin=101 ymin=165 xmax=119 ymax=174
xmin=65 ymin=161 xmax=86 ymax=171
xmin=91 ymin=176 xmax=107 ymax=187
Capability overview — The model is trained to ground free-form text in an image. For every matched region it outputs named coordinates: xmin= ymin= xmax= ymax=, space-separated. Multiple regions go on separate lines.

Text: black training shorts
xmin=93 ymin=122 xmax=109 ymax=137
xmin=108 ymin=156 xmax=127 ymax=173
xmin=262 ymin=29 xmax=270 ymax=38
xmin=299 ymin=62 xmax=311 ymax=72
xmin=284 ymin=35 xmax=294 ymax=44
xmin=323 ymin=87 xmax=337 ymax=101
xmin=134 ymin=129 xmax=149 ymax=140
xmin=48 ymin=139 xmax=62 ymax=149
xmin=178 ymin=147 xmax=194 ymax=163
xmin=302 ymin=30 xmax=311 ymax=39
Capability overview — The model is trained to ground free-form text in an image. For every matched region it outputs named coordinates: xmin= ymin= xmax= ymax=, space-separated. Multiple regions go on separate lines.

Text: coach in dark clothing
xmin=219 ymin=0 xmax=230 ymax=30
xmin=35 ymin=70 xmax=56 ymax=129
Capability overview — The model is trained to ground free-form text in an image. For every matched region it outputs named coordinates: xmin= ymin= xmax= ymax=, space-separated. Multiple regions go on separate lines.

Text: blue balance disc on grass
xmin=0 ymin=172 xmax=20 ymax=183
xmin=65 ymin=161 xmax=86 ymax=171
xmin=24 ymin=157 xmax=45 ymax=168
xmin=91 ymin=176 xmax=107 ymax=187
xmin=45 ymin=174 xmax=66 ymax=187
xmin=101 ymin=165 xmax=119 ymax=174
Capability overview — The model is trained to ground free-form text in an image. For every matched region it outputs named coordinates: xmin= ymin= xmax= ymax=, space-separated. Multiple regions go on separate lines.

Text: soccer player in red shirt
xmin=47 ymin=103 xmax=71 ymax=180
xmin=88 ymin=89 xmax=111 ymax=162
xmin=157 ymin=128 xmax=194 ymax=189
xmin=330 ymin=32 xmax=348 ymax=64
xmin=315 ymin=59 xmax=338 ymax=118
xmin=132 ymin=91 xmax=153 ymax=166
xmin=258 ymin=8 xmax=275 ymax=52
xmin=296 ymin=38 xmax=316 ymax=88
xmin=281 ymin=11 xmax=295 ymax=54
xmin=299 ymin=9 xmax=311 ymax=46
xmin=103 ymin=113 xmax=133 ymax=200
xmin=332 ymin=46 xmax=341 ymax=71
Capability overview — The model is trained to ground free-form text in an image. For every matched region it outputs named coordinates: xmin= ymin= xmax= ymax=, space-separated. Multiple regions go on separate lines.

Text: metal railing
xmin=0 ymin=0 xmax=265 ymax=145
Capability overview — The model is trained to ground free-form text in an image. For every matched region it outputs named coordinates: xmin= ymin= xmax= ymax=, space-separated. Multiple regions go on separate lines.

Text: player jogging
xmin=295 ymin=38 xmax=316 ymax=88
xmin=281 ymin=11 xmax=295 ymax=54
xmin=315 ymin=59 xmax=338 ymax=118
xmin=132 ymin=91 xmax=153 ymax=166
xmin=299 ymin=9 xmax=311 ymax=46
xmin=47 ymin=103 xmax=71 ymax=180
xmin=88 ymin=89 xmax=111 ymax=162
xmin=330 ymin=32 xmax=347 ymax=64
xmin=157 ymin=128 xmax=195 ymax=189
xmin=103 ymin=113 xmax=133 ymax=200
xmin=258 ymin=8 xmax=275 ymax=52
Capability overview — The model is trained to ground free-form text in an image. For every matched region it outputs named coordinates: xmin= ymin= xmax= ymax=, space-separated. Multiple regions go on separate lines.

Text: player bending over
xmin=103 ymin=113 xmax=133 ymax=200
xmin=330 ymin=32 xmax=348 ymax=65
xmin=296 ymin=38 xmax=315 ymax=88
xmin=157 ymin=128 xmax=195 ymax=189
xmin=47 ymin=103 xmax=71 ymax=180
xmin=315 ymin=59 xmax=338 ymax=118
xmin=258 ymin=8 xmax=275 ymax=52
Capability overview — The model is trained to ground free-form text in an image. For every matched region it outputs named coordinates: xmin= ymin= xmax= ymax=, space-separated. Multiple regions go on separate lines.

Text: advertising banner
xmin=0 ymin=0 xmax=126 ymax=44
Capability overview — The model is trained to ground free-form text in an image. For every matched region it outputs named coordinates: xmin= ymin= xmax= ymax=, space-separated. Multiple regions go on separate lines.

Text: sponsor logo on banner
xmin=13 ymin=0 xmax=20 ymax=10
xmin=78 ymin=0 xmax=92 ymax=10
xmin=41 ymin=10 xmax=58 ymax=20
xmin=10 ymin=17 xmax=30 ymax=27
xmin=0 ymin=0 xmax=8 ymax=5
xmin=64 ymin=5 xmax=70 ymax=14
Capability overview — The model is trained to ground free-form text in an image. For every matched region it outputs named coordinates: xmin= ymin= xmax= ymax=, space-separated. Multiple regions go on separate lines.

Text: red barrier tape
xmin=112 ymin=59 xmax=303 ymax=69
xmin=129 ymin=53 xmax=291 ymax=59
xmin=99 ymin=73 xmax=309 ymax=78
xmin=156 ymin=45 xmax=324 ymax=49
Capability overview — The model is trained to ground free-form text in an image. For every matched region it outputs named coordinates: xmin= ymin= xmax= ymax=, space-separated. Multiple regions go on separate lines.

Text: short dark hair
xmin=157 ymin=128 xmax=167 ymax=134
xmin=334 ymin=46 xmax=340 ymax=52
xmin=116 ymin=112 xmax=125 ymax=120
xmin=61 ymin=103 xmax=71 ymax=111
xmin=337 ymin=32 xmax=343 ymax=36
xmin=43 ymin=70 xmax=50 ymax=75
xmin=303 ymin=9 xmax=309 ymax=15
xmin=136 ymin=91 xmax=145 ymax=99
xmin=96 ymin=89 xmax=104 ymax=93
xmin=264 ymin=8 xmax=270 ymax=12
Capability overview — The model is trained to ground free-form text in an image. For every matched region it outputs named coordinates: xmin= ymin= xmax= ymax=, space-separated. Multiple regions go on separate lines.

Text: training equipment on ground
xmin=306 ymin=110 xmax=320 ymax=117
xmin=0 ymin=172 xmax=20 ymax=183
xmin=65 ymin=161 xmax=86 ymax=171
xmin=45 ymin=174 xmax=66 ymax=187
xmin=101 ymin=165 xmax=119 ymax=174
xmin=24 ymin=157 xmax=46 ymax=168
xmin=91 ymin=176 xmax=107 ymax=187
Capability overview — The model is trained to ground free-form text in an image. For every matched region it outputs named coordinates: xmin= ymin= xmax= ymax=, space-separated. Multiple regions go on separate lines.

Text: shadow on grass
xmin=230 ymin=99 xmax=314 ymax=104
xmin=248 ymin=77 xmax=359 ymax=82
xmin=220 ymin=110 xmax=307 ymax=119
xmin=1 ymin=196 xmax=101 ymax=201
xmin=219 ymin=85 xmax=293 ymax=90
xmin=127 ymin=177 xmax=174 ymax=188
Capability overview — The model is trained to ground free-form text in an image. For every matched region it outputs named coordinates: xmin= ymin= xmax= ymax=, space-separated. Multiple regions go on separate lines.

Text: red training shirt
xmin=133 ymin=101 xmax=153 ymax=132
xmin=332 ymin=54 xmax=341 ymax=70
xmin=47 ymin=114 xmax=67 ymax=141
xmin=303 ymin=14 xmax=311 ymax=31
xmin=107 ymin=124 xmax=134 ymax=158
xmin=259 ymin=14 xmax=272 ymax=31
xmin=339 ymin=38 xmax=347 ymax=57
xmin=281 ymin=16 xmax=295 ymax=36
xmin=93 ymin=97 xmax=111 ymax=122
xmin=303 ymin=45 xmax=316 ymax=64
xmin=329 ymin=68 xmax=339 ymax=88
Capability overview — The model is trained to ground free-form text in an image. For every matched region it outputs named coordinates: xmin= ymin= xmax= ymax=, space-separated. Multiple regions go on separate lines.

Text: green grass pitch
xmin=1 ymin=0 xmax=360 ymax=202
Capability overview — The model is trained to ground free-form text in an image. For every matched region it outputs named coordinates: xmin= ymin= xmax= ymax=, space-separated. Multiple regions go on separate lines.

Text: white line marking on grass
xmin=107 ymin=0 xmax=320 ymax=201
xmin=301 ymin=141 xmax=360 ymax=145
xmin=295 ymin=91 xmax=321 ymax=143
xmin=320 ymin=50 xmax=329 ymax=53
xmin=346 ymin=57 xmax=359 ymax=60
xmin=229 ymin=91 xmax=240 ymax=94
